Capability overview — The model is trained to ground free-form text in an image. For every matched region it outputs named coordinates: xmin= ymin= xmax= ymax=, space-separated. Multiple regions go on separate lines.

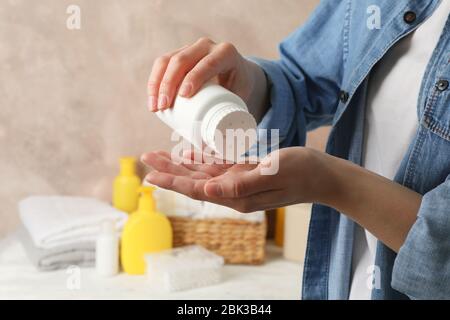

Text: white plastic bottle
xmin=156 ymin=83 xmax=257 ymax=162
xmin=95 ymin=220 xmax=119 ymax=277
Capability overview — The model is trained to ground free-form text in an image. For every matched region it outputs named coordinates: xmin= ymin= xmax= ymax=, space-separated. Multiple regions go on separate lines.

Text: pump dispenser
xmin=121 ymin=186 xmax=173 ymax=275
xmin=113 ymin=157 xmax=141 ymax=213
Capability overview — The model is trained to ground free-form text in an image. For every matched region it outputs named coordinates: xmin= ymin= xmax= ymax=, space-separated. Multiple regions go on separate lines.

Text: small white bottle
xmin=95 ymin=220 xmax=119 ymax=277
xmin=156 ymin=83 xmax=257 ymax=162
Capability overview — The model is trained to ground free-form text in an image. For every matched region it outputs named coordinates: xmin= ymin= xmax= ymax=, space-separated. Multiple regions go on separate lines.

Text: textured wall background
xmin=0 ymin=0 xmax=325 ymax=237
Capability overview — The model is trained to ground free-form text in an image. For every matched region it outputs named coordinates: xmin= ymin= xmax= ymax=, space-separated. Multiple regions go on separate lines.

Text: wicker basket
xmin=168 ymin=216 xmax=267 ymax=265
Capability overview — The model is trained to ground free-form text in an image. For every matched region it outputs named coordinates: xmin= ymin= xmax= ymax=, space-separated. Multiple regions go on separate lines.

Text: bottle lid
xmin=137 ymin=186 xmax=156 ymax=213
xmin=119 ymin=157 xmax=137 ymax=175
xmin=100 ymin=219 xmax=116 ymax=234
xmin=201 ymin=102 xmax=257 ymax=161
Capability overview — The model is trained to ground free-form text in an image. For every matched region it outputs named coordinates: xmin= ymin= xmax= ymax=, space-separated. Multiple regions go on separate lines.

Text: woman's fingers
xmin=142 ymin=150 xmax=228 ymax=178
xmin=141 ymin=149 xmax=229 ymax=178
xmin=145 ymin=171 xmax=208 ymax=201
xmin=157 ymin=38 xmax=215 ymax=110
xmin=147 ymin=45 xmax=189 ymax=111
xmin=148 ymin=38 xmax=242 ymax=112
xmin=181 ymin=150 xmax=233 ymax=176
xmin=204 ymin=165 xmax=273 ymax=198
xmin=182 ymin=150 xmax=234 ymax=167
xmin=180 ymin=42 xmax=238 ymax=98
xmin=141 ymin=151 xmax=211 ymax=179
xmin=145 ymin=169 xmax=282 ymax=213
xmin=144 ymin=171 xmax=235 ymax=208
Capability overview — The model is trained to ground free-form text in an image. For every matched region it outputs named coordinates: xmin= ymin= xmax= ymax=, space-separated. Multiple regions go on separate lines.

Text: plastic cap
xmin=119 ymin=157 xmax=136 ymax=175
xmin=201 ymin=102 xmax=257 ymax=160
xmin=100 ymin=219 xmax=116 ymax=234
xmin=137 ymin=186 xmax=156 ymax=213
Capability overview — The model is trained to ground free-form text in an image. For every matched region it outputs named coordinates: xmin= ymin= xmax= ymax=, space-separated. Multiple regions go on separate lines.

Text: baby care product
xmin=145 ymin=245 xmax=224 ymax=292
xmin=95 ymin=219 xmax=119 ymax=277
xmin=121 ymin=186 xmax=173 ymax=275
xmin=156 ymin=83 xmax=257 ymax=161
xmin=113 ymin=157 xmax=141 ymax=213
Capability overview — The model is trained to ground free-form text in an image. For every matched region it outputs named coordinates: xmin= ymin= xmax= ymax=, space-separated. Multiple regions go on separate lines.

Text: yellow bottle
xmin=121 ymin=186 xmax=173 ymax=275
xmin=113 ymin=157 xmax=141 ymax=213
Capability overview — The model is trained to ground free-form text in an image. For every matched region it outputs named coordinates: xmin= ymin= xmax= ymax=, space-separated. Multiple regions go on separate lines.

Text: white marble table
xmin=0 ymin=234 xmax=302 ymax=300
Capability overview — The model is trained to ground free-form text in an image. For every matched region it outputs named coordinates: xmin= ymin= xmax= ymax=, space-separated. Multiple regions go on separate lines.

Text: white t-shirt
xmin=349 ymin=2 xmax=450 ymax=300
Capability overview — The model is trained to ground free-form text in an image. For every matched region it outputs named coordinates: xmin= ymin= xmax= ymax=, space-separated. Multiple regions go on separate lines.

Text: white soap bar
xmin=145 ymin=245 xmax=224 ymax=292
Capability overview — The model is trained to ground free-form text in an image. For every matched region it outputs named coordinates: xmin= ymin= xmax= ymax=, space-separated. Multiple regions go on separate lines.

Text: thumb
xmin=204 ymin=168 xmax=271 ymax=198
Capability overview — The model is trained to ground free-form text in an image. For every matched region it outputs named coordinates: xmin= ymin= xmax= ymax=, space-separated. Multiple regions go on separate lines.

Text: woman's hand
xmin=141 ymin=147 xmax=332 ymax=213
xmin=141 ymin=146 xmax=423 ymax=252
xmin=147 ymin=37 xmax=268 ymax=120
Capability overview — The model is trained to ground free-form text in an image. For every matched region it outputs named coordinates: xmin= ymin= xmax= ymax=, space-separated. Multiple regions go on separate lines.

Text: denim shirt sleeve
xmin=247 ymin=0 xmax=348 ymax=148
xmin=392 ymin=174 xmax=450 ymax=299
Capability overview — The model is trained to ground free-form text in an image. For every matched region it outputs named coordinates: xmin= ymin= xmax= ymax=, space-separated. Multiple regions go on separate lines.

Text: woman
xmin=142 ymin=0 xmax=450 ymax=299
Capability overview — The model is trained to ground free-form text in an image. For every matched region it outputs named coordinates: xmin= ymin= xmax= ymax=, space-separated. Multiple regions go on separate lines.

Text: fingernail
xmin=207 ymin=183 xmax=223 ymax=197
xmin=144 ymin=173 xmax=153 ymax=183
xmin=140 ymin=154 xmax=148 ymax=164
xmin=158 ymin=95 xmax=168 ymax=109
xmin=178 ymin=83 xmax=192 ymax=97
xmin=148 ymin=96 xmax=156 ymax=111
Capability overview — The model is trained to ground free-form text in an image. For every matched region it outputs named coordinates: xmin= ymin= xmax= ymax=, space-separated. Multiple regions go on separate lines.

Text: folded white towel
xmin=19 ymin=196 xmax=127 ymax=249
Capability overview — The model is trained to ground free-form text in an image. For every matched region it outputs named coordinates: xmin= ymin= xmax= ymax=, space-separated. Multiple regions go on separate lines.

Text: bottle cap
xmin=100 ymin=219 xmax=116 ymax=234
xmin=201 ymin=102 xmax=257 ymax=161
xmin=119 ymin=157 xmax=137 ymax=175
xmin=137 ymin=186 xmax=156 ymax=213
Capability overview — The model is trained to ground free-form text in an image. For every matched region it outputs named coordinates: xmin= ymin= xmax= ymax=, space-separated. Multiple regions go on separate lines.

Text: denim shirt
xmin=251 ymin=0 xmax=450 ymax=299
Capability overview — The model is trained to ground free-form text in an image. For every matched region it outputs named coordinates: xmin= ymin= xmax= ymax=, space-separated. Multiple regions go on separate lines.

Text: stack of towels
xmin=18 ymin=196 xmax=127 ymax=271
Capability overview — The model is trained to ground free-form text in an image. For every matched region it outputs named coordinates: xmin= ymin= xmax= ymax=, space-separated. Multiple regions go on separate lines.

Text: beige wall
xmin=0 ymin=0 xmax=325 ymax=237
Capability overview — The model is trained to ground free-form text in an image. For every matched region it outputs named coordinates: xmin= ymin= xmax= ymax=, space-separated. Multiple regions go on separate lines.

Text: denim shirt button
xmin=436 ymin=79 xmax=449 ymax=92
xmin=339 ymin=90 xmax=349 ymax=103
xmin=403 ymin=11 xmax=417 ymax=24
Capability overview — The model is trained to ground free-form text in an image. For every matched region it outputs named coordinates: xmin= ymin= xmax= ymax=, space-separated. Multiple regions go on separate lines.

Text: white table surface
xmin=0 ymin=234 xmax=302 ymax=300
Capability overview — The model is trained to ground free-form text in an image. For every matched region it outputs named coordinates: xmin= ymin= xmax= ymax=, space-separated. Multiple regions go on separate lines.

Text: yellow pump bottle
xmin=121 ymin=186 xmax=173 ymax=275
xmin=113 ymin=157 xmax=141 ymax=213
